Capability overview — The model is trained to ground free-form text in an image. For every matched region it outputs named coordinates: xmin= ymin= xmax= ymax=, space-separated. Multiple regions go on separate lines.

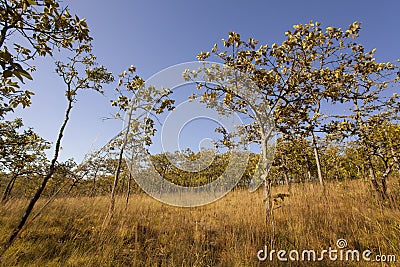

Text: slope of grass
xmin=1 ymin=179 xmax=399 ymax=266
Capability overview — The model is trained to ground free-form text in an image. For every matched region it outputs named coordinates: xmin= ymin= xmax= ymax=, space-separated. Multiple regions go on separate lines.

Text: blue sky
xmin=6 ymin=0 xmax=400 ymax=163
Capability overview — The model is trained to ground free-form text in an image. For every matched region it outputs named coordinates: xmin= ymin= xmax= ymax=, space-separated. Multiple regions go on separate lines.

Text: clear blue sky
xmin=7 ymin=0 xmax=400 ymax=163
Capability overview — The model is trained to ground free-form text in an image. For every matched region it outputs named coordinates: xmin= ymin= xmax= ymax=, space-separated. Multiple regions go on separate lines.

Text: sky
xmin=6 ymin=0 xmax=400 ymax=163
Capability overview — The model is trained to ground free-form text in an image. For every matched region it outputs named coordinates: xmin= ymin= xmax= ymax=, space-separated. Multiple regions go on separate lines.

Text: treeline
xmin=2 ymin=120 xmax=399 ymax=200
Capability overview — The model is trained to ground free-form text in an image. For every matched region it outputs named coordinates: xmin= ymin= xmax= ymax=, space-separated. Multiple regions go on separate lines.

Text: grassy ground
xmin=0 ymin=179 xmax=399 ymax=266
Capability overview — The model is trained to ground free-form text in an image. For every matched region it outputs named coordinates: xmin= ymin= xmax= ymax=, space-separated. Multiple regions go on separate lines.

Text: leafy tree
xmin=184 ymin=21 xmax=400 ymax=237
xmin=104 ymin=66 xmax=174 ymax=222
xmin=0 ymin=0 xmax=91 ymax=118
xmin=149 ymin=150 xmax=241 ymax=188
xmin=271 ymin=136 xmax=315 ymax=187
xmin=363 ymin=116 xmax=400 ymax=197
xmin=326 ymin=87 xmax=398 ymax=198
xmin=187 ymin=21 xmax=362 ymax=235
xmin=0 ymin=118 xmax=49 ymax=203
xmin=4 ymin=41 xmax=113 ymax=250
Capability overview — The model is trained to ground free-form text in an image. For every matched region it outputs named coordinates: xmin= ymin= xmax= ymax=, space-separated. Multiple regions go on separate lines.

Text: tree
xmin=363 ymin=115 xmax=400 ymax=197
xmin=0 ymin=0 xmax=91 ymax=118
xmin=184 ymin=21 xmax=399 ymax=241
xmin=271 ymin=136 xmax=315 ymax=187
xmin=3 ymin=41 xmax=113 ymax=251
xmin=0 ymin=118 xmax=49 ymax=203
xmin=103 ymin=66 xmax=174 ymax=223
xmin=325 ymin=70 xmax=398 ymax=198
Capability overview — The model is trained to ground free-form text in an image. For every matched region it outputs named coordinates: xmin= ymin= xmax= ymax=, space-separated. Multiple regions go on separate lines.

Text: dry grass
xmin=0 ymin=179 xmax=399 ymax=266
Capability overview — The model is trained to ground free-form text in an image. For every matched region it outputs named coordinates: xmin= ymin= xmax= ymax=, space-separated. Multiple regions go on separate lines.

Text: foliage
xmin=0 ymin=0 xmax=91 ymax=117
xmin=0 ymin=118 xmax=49 ymax=174
xmin=0 ymin=118 xmax=49 ymax=202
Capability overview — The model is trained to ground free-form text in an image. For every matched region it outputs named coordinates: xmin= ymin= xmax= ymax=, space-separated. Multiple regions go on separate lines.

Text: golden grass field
xmin=1 ymin=180 xmax=399 ymax=266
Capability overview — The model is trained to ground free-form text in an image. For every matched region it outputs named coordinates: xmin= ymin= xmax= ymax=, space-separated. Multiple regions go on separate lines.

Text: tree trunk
xmin=261 ymin=136 xmax=274 ymax=245
xmin=283 ymin=172 xmax=291 ymax=193
xmin=311 ymin=132 xmax=325 ymax=193
xmin=90 ymin=170 xmax=98 ymax=197
xmin=355 ymin=164 xmax=360 ymax=179
xmin=105 ymin=106 xmax=133 ymax=225
xmin=1 ymin=174 xmax=18 ymax=203
xmin=125 ymin=172 xmax=132 ymax=209
xmin=5 ymin=96 xmax=73 ymax=249
xmin=367 ymin=156 xmax=384 ymax=200
xmin=352 ymin=99 xmax=385 ymax=200
xmin=106 ymin=146 xmax=125 ymax=222
xmin=264 ymin=177 xmax=274 ymax=242
xmin=68 ymin=178 xmax=79 ymax=194
xmin=305 ymin=157 xmax=312 ymax=182
xmin=381 ymin=167 xmax=391 ymax=197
